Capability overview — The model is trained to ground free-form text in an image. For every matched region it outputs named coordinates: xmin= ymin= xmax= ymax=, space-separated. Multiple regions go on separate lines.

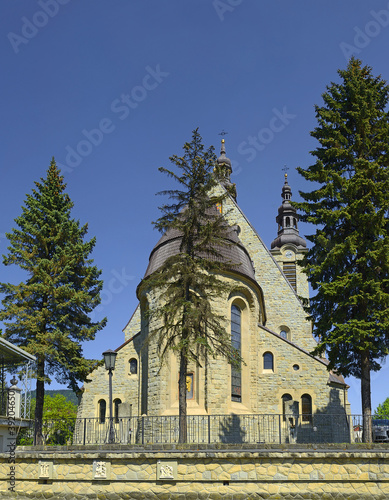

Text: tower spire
xmin=270 ymin=173 xmax=306 ymax=250
xmin=216 ymin=136 xmax=236 ymax=200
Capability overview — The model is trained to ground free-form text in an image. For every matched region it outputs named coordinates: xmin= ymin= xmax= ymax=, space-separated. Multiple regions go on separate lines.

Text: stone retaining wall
xmin=1 ymin=445 xmax=389 ymax=499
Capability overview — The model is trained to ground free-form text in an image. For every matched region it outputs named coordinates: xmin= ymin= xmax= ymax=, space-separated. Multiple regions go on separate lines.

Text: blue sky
xmin=1 ymin=0 xmax=389 ymax=414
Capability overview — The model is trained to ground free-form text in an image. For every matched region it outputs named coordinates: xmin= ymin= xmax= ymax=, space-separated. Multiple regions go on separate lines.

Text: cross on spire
xmin=219 ymin=130 xmax=228 ymax=137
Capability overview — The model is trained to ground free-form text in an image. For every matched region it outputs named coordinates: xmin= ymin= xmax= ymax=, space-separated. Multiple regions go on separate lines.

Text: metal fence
xmin=0 ymin=389 xmax=7 ymax=416
xmin=17 ymin=413 xmax=384 ymax=446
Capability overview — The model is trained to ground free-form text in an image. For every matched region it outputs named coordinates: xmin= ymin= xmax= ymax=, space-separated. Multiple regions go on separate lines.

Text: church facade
xmin=77 ymin=140 xmax=350 ymax=426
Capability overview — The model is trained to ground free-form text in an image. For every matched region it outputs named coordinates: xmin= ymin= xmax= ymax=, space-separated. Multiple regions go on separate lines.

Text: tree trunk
xmin=361 ymin=349 xmax=372 ymax=443
xmin=178 ymin=351 xmax=187 ymax=443
xmin=34 ymin=358 xmax=45 ymax=445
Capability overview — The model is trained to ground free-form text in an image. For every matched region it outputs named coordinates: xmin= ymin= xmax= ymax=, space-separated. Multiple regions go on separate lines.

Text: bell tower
xmin=215 ymin=139 xmax=237 ymax=200
xmin=270 ymin=173 xmax=308 ymax=298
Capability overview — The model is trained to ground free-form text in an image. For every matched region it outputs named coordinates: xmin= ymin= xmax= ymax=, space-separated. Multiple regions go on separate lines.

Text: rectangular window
xmin=283 ymin=262 xmax=297 ymax=291
xmin=186 ymin=373 xmax=194 ymax=400
xmin=178 ymin=373 xmax=194 ymax=400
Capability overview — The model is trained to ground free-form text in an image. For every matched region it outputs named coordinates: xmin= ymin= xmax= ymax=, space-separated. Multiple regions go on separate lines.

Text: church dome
xmin=217 ymin=151 xmax=232 ymax=170
xmin=142 ymin=224 xmax=256 ymax=283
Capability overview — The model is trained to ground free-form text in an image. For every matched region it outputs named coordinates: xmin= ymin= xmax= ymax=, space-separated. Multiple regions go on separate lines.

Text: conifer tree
xmin=296 ymin=58 xmax=389 ymax=441
xmin=0 ymin=159 xmax=106 ymax=444
xmin=374 ymin=397 xmax=389 ymax=418
xmin=142 ymin=129 xmax=240 ymax=442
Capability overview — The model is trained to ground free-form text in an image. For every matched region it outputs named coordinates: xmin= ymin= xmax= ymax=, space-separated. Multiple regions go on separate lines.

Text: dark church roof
xmin=271 ymin=174 xmax=306 ymax=250
xmin=142 ymin=224 xmax=256 ymax=283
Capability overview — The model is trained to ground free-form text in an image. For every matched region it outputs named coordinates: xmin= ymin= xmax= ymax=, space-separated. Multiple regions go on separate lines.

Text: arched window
xmin=282 ymin=393 xmax=292 ymax=419
xmin=279 ymin=325 xmax=290 ymax=341
xmin=114 ymin=398 xmax=122 ymax=423
xmin=98 ymin=399 xmax=106 ymax=424
xmin=263 ymin=352 xmax=274 ymax=371
xmin=285 ymin=217 xmax=290 ymax=227
xmin=129 ymin=358 xmax=138 ymax=375
xmin=231 ymin=304 xmax=242 ymax=402
xmin=301 ymin=394 xmax=312 ymax=422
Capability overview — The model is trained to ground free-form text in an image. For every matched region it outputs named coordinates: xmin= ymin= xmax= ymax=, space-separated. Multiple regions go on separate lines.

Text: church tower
xmin=215 ymin=138 xmax=237 ymax=200
xmin=77 ymin=138 xmax=349 ymax=428
xmin=270 ymin=173 xmax=308 ymax=299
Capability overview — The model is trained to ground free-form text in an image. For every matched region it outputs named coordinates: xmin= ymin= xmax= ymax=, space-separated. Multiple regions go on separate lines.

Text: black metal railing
xmin=17 ymin=413 xmax=389 ymax=446
xmin=0 ymin=389 xmax=7 ymax=416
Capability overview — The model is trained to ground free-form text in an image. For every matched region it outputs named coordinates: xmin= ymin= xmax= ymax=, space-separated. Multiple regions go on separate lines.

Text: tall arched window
xmin=301 ymin=394 xmax=312 ymax=422
xmin=282 ymin=393 xmax=292 ymax=420
xmin=129 ymin=358 xmax=138 ymax=375
xmin=98 ymin=399 xmax=106 ymax=424
xmin=263 ymin=352 xmax=274 ymax=371
xmin=231 ymin=304 xmax=242 ymax=402
xmin=114 ymin=398 xmax=122 ymax=423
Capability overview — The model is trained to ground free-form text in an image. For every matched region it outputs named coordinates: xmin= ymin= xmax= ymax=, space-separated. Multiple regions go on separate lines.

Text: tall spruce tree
xmin=143 ymin=129 xmax=240 ymax=442
xmin=296 ymin=58 xmax=389 ymax=441
xmin=0 ymin=159 xmax=106 ymax=444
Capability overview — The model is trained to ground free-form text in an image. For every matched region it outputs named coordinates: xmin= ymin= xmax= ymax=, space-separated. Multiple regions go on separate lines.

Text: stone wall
xmin=223 ymin=191 xmax=316 ymax=352
xmin=1 ymin=445 xmax=389 ymax=499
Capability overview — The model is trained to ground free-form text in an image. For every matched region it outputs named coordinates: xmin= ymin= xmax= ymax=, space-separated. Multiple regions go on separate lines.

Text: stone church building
xmin=77 ymin=140 xmax=350 ymax=426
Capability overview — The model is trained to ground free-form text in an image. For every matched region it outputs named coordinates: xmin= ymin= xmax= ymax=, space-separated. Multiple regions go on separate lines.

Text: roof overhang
xmin=0 ymin=337 xmax=36 ymax=365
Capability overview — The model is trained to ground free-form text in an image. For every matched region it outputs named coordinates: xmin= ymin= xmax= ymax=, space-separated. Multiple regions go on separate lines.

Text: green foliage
xmin=374 ymin=397 xmax=389 ymax=418
xmin=29 ymin=393 xmax=78 ymax=421
xmin=147 ymin=128 xmax=239 ymax=365
xmin=18 ymin=394 xmax=77 ymax=445
xmin=0 ymin=159 xmax=106 ymax=440
xmin=30 ymin=389 xmax=78 ymax=406
xmin=296 ymin=58 xmax=389 ymax=431
xmin=142 ymin=129 xmax=240 ymax=441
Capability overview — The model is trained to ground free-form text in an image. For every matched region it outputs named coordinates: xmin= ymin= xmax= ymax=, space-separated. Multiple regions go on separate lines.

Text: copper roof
xmin=142 ymin=225 xmax=256 ymax=283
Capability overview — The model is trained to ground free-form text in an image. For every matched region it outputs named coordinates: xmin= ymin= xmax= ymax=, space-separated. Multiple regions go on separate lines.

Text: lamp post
xmin=103 ymin=349 xmax=117 ymax=444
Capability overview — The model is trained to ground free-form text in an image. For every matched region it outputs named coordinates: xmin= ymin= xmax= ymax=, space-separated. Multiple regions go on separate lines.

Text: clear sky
xmin=1 ymin=0 xmax=389 ymax=414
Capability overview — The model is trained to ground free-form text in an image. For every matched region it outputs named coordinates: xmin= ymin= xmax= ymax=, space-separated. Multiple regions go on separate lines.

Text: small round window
xmin=293 ymin=364 xmax=300 ymax=371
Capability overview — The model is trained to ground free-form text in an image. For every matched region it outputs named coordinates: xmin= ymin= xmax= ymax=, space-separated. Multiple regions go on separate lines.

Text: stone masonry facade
xmin=1 ymin=447 xmax=389 ymax=499
xmin=78 ymin=172 xmax=350 ymax=427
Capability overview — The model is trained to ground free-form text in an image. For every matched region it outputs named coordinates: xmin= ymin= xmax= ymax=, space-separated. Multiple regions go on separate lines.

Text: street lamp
xmin=103 ymin=349 xmax=117 ymax=444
